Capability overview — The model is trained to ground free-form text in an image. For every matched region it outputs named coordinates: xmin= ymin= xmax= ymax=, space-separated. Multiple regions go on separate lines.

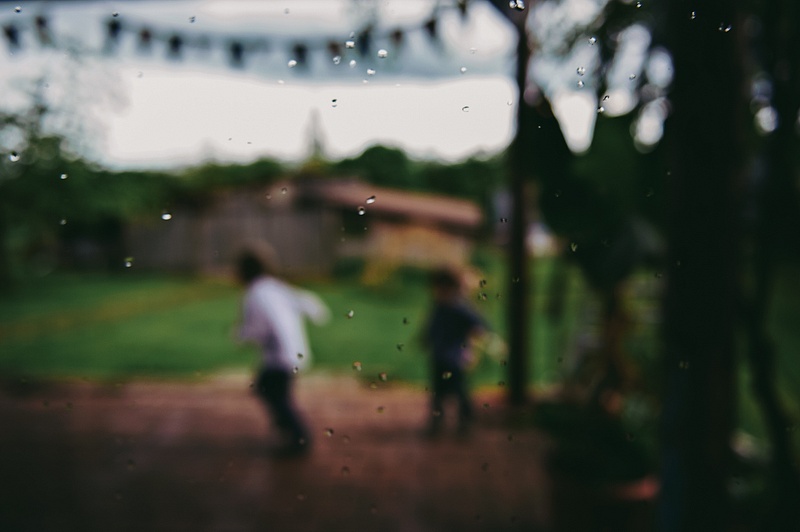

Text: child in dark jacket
xmin=421 ymin=267 xmax=486 ymax=437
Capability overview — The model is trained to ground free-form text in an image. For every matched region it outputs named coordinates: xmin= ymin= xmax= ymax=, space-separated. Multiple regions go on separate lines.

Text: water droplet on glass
xmin=570 ymin=242 xmax=578 ymax=252
xmin=689 ymin=11 xmax=696 ymax=20
xmin=277 ymin=80 xmax=285 ymax=85
xmin=365 ymin=195 xmax=376 ymax=204
xmin=366 ymin=69 xmax=376 ymax=76
xmin=555 ymin=189 xmax=562 ymax=197
xmin=349 ymin=59 xmax=357 ymax=68
xmin=500 ymin=217 xmax=508 ymax=223
xmin=325 ymin=427 xmax=334 ymax=437
xmin=112 ymin=11 xmax=119 ymax=17
xmin=189 ymin=16 xmax=196 ymax=23
xmin=331 ymin=99 xmax=338 ymax=108
xmin=403 ymin=317 xmax=409 ymax=325
xmin=396 ymin=343 xmax=404 ymax=351
xmin=376 ymin=406 xmax=384 ymax=413
xmin=124 ymin=257 xmax=134 ymax=268
xmin=377 ymin=49 xmax=388 ymax=59
xmin=161 ymin=212 xmax=172 ymax=221
xmin=9 ymin=151 xmax=20 ymax=162
xmin=288 ymin=59 xmax=298 ymax=68
xmin=576 ymin=66 xmax=586 ymax=76
xmin=461 ymin=106 xmax=470 ymax=112
xmin=469 ymin=47 xmax=477 ymax=54
xmin=629 ymin=73 xmax=637 ymax=80
xmin=281 ymin=187 xmax=288 ymax=194
xmin=60 ymin=173 xmax=68 ymax=180
xmin=460 ymin=66 xmax=468 ymax=74
xmin=442 ymin=371 xmax=453 ymax=380
xmin=718 ymin=23 xmax=732 ymax=32
xmin=508 ymin=0 xmax=525 ymax=11
xmin=588 ymin=36 xmax=597 ymax=45
xmin=602 ymin=95 xmax=610 ymax=101
xmin=14 ymin=6 xmax=22 ymax=13
xmin=346 ymin=310 xmax=355 ymax=319
xmin=597 ymin=106 xmax=605 ymax=113
xmin=59 ymin=219 xmax=67 ymax=226
xmin=483 ymin=403 xmax=490 ymax=409
xmin=345 ymin=40 xmax=355 ymax=49
xmin=333 ymin=55 xmax=341 ymax=65
xmin=292 ymin=366 xmax=299 ymax=374
xmin=577 ymin=80 xmax=585 ymax=88
xmin=635 ymin=1 xmax=642 ymax=8
xmin=357 ymin=206 xmax=366 ymax=216
xmin=378 ymin=372 xmax=388 ymax=382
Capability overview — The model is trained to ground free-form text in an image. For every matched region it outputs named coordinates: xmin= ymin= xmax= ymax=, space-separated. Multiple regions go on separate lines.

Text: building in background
xmin=124 ymin=177 xmax=483 ymax=280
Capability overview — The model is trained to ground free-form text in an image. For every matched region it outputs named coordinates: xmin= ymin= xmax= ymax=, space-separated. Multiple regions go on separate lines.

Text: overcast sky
xmin=0 ymin=0 xmax=650 ymax=170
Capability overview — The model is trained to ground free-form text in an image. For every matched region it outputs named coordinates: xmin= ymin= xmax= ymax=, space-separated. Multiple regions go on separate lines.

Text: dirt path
xmin=1 ymin=371 xmax=561 ymax=532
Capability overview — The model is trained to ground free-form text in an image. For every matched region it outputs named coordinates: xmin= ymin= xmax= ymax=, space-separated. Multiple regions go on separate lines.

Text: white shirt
xmin=239 ymin=276 xmax=330 ymax=372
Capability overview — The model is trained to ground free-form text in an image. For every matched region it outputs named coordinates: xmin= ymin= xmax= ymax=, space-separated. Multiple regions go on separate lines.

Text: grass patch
xmin=1 ymin=254 xmax=797 ymax=459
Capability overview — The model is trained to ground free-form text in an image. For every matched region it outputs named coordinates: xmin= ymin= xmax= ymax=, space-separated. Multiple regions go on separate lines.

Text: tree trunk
xmin=660 ymin=1 xmax=745 ymax=530
xmin=506 ymin=23 xmax=532 ymax=405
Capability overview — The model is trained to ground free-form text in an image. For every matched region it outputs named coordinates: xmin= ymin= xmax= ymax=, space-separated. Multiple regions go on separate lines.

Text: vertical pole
xmin=507 ymin=24 xmax=531 ymax=405
xmin=660 ymin=1 xmax=743 ymax=529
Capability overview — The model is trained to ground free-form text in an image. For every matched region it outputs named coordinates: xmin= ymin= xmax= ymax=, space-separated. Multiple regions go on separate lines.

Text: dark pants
xmin=430 ymin=364 xmax=473 ymax=431
xmin=255 ymin=369 xmax=309 ymax=446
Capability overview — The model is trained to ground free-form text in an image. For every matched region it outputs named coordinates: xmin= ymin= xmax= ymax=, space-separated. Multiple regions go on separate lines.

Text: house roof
xmin=298 ymin=179 xmax=483 ymax=229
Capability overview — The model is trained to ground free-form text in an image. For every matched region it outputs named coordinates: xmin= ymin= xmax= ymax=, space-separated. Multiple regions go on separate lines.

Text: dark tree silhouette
xmin=659 ymin=0 xmax=745 ymax=529
xmin=488 ymin=0 xmax=573 ymax=405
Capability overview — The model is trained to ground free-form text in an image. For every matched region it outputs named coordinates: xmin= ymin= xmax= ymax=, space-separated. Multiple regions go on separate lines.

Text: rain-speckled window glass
xmin=1 ymin=1 xmax=798 ymax=531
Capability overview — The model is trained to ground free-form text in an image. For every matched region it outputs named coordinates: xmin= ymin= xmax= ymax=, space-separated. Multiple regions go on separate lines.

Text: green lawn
xmin=0 ymin=255 xmax=587 ymax=388
xmin=1 ymin=254 xmax=797 ymax=458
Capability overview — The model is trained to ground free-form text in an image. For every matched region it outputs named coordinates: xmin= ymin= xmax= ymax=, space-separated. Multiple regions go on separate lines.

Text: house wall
xmin=124 ymin=199 xmax=338 ymax=278
xmin=360 ymin=222 xmax=473 ymax=284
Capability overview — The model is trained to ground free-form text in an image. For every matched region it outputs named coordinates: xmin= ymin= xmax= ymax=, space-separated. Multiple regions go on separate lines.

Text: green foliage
xmin=0 ymin=108 xmax=287 ymax=283
xmin=174 ymin=158 xmax=284 ymax=201
xmin=539 ymin=115 xmax=663 ymax=241
xmin=0 ymin=254 xmax=568 ymax=390
xmin=331 ymin=145 xmax=418 ymax=189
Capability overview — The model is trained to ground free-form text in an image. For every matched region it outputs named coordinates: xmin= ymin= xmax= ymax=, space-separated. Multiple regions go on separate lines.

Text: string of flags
xmin=2 ymin=0 xmax=482 ymax=72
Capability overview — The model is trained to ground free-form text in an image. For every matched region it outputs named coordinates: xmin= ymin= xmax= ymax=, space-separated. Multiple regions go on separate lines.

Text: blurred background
xmin=0 ymin=1 xmax=798 ymax=531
